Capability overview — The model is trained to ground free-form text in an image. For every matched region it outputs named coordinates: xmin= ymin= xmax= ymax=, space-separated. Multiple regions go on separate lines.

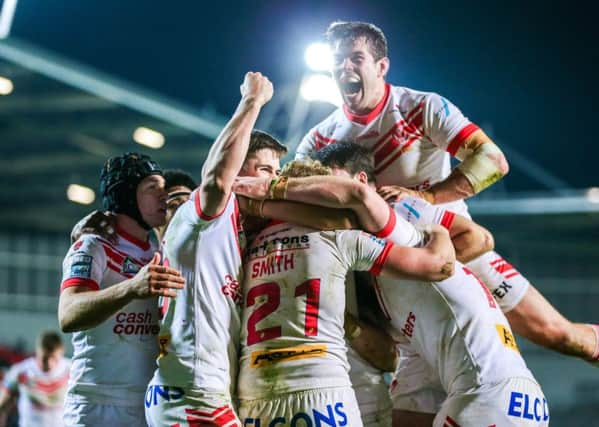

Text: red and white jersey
xmin=61 ymin=230 xmax=159 ymax=405
xmin=2 ymin=356 xmax=70 ymax=427
xmin=237 ymin=223 xmax=393 ymax=400
xmin=297 ymin=84 xmax=479 ymax=215
xmin=152 ymin=190 xmax=243 ymax=397
xmin=374 ymin=209 xmax=534 ymax=394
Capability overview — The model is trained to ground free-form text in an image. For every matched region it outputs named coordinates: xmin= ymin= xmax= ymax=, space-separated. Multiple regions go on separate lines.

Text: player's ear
xmin=356 ymin=171 xmax=369 ymax=184
xmin=377 ymin=57 xmax=390 ymax=79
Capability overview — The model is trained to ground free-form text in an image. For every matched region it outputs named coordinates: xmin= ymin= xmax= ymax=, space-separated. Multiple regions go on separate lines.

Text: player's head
xmin=240 ymin=130 xmax=288 ymax=178
xmin=312 ymin=141 xmax=376 ymax=185
xmin=280 ymin=159 xmax=332 ymax=178
xmin=35 ymin=331 xmax=64 ymax=373
xmin=100 ymin=152 xmax=167 ymax=230
xmin=164 ymin=169 xmax=197 ymax=226
xmin=326 ymin=21 xmax=389 ymax=113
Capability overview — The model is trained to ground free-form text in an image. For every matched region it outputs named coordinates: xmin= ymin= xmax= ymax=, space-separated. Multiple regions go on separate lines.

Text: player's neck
xmin=347 ymin=81 xmax=387 ymax=115
xmin=115 ymin=214 xmax=149 ymax=244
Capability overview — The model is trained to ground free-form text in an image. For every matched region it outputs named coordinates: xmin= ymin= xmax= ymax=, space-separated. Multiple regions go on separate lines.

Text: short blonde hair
xmin=280 ymin=159 xmax=332 ymax=178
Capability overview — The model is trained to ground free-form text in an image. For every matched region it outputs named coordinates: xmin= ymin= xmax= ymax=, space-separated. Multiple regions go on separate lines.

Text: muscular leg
xmin=392 ymin=409 xmax=434 ymax=427
xmin=467 ymin=250 xmax=599 ymax=362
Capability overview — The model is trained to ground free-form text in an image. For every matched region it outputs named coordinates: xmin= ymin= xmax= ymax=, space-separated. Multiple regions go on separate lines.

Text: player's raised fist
xmin=240 ymin=72 xmax=273 ymax=106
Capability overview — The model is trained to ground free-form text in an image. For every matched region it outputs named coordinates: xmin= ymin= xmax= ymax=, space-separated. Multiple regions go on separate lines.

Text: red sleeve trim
xmin=446 ymin=123 xmax=480 ymax=156
xmin=343 ymin=83 xmax=391 ymax=125
xmin=60 ymin=278 xmax=100 ymax=292
xmin=369 ymin=241 xmax=394 ymax=276
xmin=440 ymin=211 xmax=456 ymax=230
xmin=194 ymin=188 xmax=231 ymax=221
xmin=374 ymin=205 xmax=397 ymax=238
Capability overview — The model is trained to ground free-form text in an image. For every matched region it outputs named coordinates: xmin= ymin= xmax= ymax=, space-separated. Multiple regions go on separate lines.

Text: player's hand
xmin=233 ymin=176 xmax=271 ymax=199
xmin=70 ymin=210 xmax=118 ymax=244
xmin=240 ymin=72 xmax=273 ymax=107
xmin=377 ymin=186 xmax=434 ymax=204
xmin=130 ymin=253 xmax=185 ymax=298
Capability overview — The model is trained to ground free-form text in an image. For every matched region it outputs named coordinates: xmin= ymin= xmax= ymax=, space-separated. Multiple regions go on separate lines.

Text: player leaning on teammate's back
xmin=0 ymin=331 xmax=70 ymax=427
xmin=58 ymin=153 xmax=184 ymax=427
xmin=297 ymin=20 xmax=599 ymax=365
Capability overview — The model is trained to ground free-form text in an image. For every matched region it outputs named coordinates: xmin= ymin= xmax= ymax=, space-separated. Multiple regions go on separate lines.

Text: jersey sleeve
xmin=393 ymin=197 xmax=457 ymax=230
xmin=335 ymin=230 xmax=394 ymax=276
xmin=60 ymin=235 xmax=106 ymax=292
xmin=175 ymin=188 xmax=236 ymax=229
xmin=373 ymin=205 xmax=425 ymax=247
xmin=422 ymin=92 xmax=480 ymax=156
xmin=295 ymin=130 xmax=316 ymax=160
xmin=2 ymin=363 xmax=21 ymax=393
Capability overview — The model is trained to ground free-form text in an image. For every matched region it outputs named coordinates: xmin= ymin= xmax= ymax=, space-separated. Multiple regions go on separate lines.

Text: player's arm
xmin=58 ymin=253 xmax=184 ymax=332
xmin=0 ymin=386 xmax=15 ymax=419
xmin=449 ymin=215 xmax=494 ymax=262
xmin=238 ymin=196 xmax=358 ymax=230
xmin=345 ymin=312 xmax=397 ymax=372
xmin=234 ymin=175 xmax=389 ymax=232
xmin=199 ymin=72 xmax=273 ymax=217
xmin=380 ymin=225 xmax=455 ymax=282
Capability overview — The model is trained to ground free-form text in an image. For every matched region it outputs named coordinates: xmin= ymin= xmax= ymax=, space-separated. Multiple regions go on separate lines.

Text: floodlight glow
xmin=0 ymin=76 xmax=13 ymax=95
xmin=587 ymin=187 xmax=599 ymax=203
xmin=304 ymin=42 xmax=332 ymax=71
xmin=300 ymin=74 xmax=342 ymax=107
xmin=133 ymin=126 xmax=165 ymax=149
xmin=67 ymin=184 xmax=95 ymax=205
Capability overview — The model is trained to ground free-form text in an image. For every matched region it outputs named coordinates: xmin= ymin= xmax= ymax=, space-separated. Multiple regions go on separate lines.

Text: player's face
xmin=37 ymin=347 xmax=64 ymax=373
xmin=331 ymin=37 xmax=388 ymax=113
xmin=165 ymin=185 xmax=192 ymax=226
xmin=240 ymin=148 xmax=282 ymax=178
xmin=137 ymin=175 xmax=168 ymax=227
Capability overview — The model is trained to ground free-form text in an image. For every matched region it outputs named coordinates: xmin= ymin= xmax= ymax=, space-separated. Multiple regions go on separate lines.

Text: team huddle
xmin=52 ymin=21 xmax=599 ymax=427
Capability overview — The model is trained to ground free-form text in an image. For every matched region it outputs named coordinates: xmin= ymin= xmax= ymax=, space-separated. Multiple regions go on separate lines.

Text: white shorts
xmin=64 ymin=397 xmax=146 ymax=427
xmin=389 ymin=349 xmax=445 ymax=414
xmin=354 ymin=381 xmax=392 ymax=427
xmin=239 ymin=387 xmax=362 ymax=427
xmin=466 ymin=250 xmax=530 ymax=312
xmin=144 ymin=383 xmax=240 ymax=427
xmin=434 ymin=377 xmax=549 ymax=427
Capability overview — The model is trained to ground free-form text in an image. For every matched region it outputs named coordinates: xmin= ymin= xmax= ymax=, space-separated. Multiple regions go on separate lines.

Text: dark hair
xmin=312 ymin=142 xmax=376 ymax=183
xmin=326 ymin=21 xmax=388 ymax=61
xmin=37 ymin=331 xmax=63 ymax=353
xmin=163 ymin=169 xmax=197 ymax=191
xmin=248 ymin=130 xmax=288 ymax=157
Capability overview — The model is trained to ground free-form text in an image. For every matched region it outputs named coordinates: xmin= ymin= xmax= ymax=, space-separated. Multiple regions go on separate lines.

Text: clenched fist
xmin=240 ymin=72 xmax=273 ymax=107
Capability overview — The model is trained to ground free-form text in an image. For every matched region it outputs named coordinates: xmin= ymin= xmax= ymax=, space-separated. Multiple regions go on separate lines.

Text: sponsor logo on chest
xmin=401 ymin=311 xmax=417 ymax=339
xmin=121 ymin=256 xmax=140 ymax=274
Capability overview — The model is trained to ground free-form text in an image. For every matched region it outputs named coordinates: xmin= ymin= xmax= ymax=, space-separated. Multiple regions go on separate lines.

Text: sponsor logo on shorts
xmin=144 ymin=384 xmax=184 ymax=408
xmin=496 ymin=324 xmax=519 ymax=352
xmin=69 ymin=254 xmax=92 ymax=279
xmin=243 ymin=401 xmax=348 ymax=426
xmin=507 ymin=391 xmax=549 ymax=422
xmin=250 ymin=344 xmax=327 ymax=368
xmin=113 ymin=310 xmax=159 ymax=335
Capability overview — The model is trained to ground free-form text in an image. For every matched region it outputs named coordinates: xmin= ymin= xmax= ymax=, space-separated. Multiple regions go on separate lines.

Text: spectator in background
xmin=0 ymin=331 xmax=70 ymax=427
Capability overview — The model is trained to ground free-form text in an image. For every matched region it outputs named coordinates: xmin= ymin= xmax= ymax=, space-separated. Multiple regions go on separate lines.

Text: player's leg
xmin=466 ymin=250 xmax=599 ymax=362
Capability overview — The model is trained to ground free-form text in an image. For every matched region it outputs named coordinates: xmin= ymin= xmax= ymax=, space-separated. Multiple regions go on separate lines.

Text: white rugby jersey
xmin=297 ymin=84 xmax=479 ymax=215
xmin=151 ymin=190 xmax=243 ymax=396
xmin=374 ymin=207 xmax=534 ymax=393
xmin=60 ymin=230 xmax=159 ymax=405
xmin=237 ymin=223 xmax=393 ymax=400
xmin=2 ymin=356 xmax=70 ymax=427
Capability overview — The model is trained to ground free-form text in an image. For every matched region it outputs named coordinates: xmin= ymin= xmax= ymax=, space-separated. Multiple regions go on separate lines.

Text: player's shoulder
xmin=306 ymin=108 xmax=345 ymax=138
xmin=67 ymin=234 xmax=107 ymax=256
xmin=391 ymin=85 xmax=442 ymax=108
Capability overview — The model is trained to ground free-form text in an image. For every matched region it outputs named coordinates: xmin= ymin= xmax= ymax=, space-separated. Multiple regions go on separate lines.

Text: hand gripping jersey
xmin=373 ymin=205 xmax=536 ymax=396
xmin=237 ymin=222 xmax=393 ymax=401
xmin=2 ymin=356 xmax=70 ymax=427
xmin=297 ymin=84 xmax=478 ymax=213
xmin=60 ymin=230 xmax=159 ymax=405
xmin=150 ymin=190 xmax=243 ymax=396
